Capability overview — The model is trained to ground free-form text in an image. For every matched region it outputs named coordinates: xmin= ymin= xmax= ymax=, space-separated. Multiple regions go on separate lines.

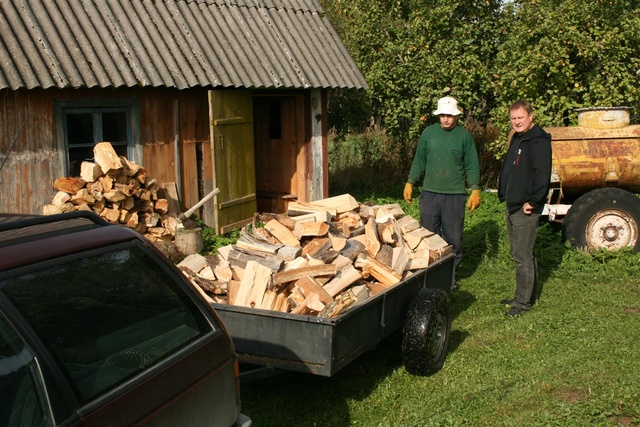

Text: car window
xmin=0 ymin=314 xmax=53 ymax=427
xmin=0 ymin=244 xmax=214 ymax=403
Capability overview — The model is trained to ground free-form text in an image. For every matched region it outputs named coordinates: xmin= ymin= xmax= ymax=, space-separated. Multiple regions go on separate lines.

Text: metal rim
xmin=585 ymin=209 xmax=639 ymax=250
xmin=429 ymin=310 xmax=447 ymax=361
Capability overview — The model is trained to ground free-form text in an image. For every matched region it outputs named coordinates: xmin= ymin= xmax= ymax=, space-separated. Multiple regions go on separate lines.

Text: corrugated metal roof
xmin=0 ymin=0 xmax=368 ymax=90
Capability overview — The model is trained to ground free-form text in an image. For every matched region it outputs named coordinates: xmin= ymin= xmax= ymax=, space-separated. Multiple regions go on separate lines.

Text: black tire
xmin=402 ymin=287 xmax=451 ymax=376
xmin=563 ymin=188 xmax=640 ymax=252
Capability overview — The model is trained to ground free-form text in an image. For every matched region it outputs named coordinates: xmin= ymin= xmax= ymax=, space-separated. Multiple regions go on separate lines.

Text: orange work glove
xmin=467 ymin=189 xmax=481 ymax=212
xmin=403 ymin=183 xmax=414 ymax=203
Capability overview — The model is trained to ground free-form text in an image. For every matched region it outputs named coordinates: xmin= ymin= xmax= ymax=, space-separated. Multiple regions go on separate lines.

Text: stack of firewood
xmin=178 ymin=194 xmax=452 ymax=318
xmin=43 ymin=142 xmax=180 ymax=241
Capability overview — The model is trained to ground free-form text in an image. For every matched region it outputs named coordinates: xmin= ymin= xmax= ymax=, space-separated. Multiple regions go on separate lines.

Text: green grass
xmin=239 ymin=191 xmax=640 ymax=426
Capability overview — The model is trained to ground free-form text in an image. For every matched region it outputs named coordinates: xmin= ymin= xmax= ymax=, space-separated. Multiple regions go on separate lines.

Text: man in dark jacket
xmin=498 ymin=100 xmax=552 ymax=316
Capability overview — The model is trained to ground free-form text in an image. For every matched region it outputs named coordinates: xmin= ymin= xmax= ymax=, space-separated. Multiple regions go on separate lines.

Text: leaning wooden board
xmin=211 ymin=253 xmax=454 ymax=377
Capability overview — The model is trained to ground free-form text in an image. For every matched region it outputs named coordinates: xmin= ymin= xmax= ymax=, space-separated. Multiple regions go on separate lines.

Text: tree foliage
xmin=322 ymin=0 xmax=640 ymax=160
xmin=323 ymin=0 xmax=503 ymax=141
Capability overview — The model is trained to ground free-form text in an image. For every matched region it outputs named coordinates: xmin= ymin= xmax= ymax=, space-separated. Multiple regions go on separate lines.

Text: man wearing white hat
xmin=403 ymin=96 xmax=481 ymax=290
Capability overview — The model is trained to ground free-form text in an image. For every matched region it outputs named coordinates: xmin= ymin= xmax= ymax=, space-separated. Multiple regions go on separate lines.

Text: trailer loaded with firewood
xmin=178 ymin=194 xmax=455 ymax=378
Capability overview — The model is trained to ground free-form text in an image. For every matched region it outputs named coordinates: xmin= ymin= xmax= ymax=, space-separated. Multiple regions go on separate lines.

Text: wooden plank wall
xmin=0 ymin=89 xmax=58 ymax=214
xmin=0 ymin=87 xmax=209 ymax=216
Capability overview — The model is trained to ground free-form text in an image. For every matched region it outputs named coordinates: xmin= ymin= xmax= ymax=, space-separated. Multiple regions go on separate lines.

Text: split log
xmin=292 ymin=221 xmax=330 ymax=240
xmin=375 ymin=244 xmax=394 ymax=268
xmin=94 ymin=142 xmax=123 ymax=174
xmin=397 ymin=215 xmax=420 ymax=233
xmin=293 ymin=276 xmax=334 ymax=304
xmin=288 ymin=211 xmax=334 ymax=223
xmin=318 ymin=290 xmax=357 ymax=318
xmin=377 ymin=221 xmax=396 ymax=245
xmin=265 ymin=218 xmax=301 ymax=248
xmin=404 ymin=227 xmax=435 ymax=250
xmin=80 ymin=161 xmax=103 ymax=183
xmin=226 ymin=247 xmax=284 ymax=274
xmin=328 ymin=227 xmax=347 ymax=251
xmin=52 ymin=191 xmax=71 ymax=206
xmin=288 ymin=201 xmax=337 ymax=218
xmin=331 ymin=254 xmax=353 ymax=272
xmin=364 ymin=218 xmax=381 ymax=257
xmin=392 ymin=246 xmax=411 ymax=275
xmin=236 ymin=233 xmax=282 ymax=255
xmin=341 ymin=239 xmax=366 ymax=261
xmin=276 ymin=245 xmax=302 ymax=262
xmin=355 ymin=254 xmax=402 ymax=287
xmin=375 ymin=205 xmax=394 ymax=223
xmin=284 ymin=257 xmax=309 ymax=271
xmin=301 ymin=237 xmax=332 ymax=259
xmin=307 ymin=194 xmax=359 ymax=214
xmin=261 ymin=213 xmax=298 ymax=230
xmin=234 ymin=261 xmax=272 ymax=308
xmin=54 ymin=177 xmax=86 ymax=194
xmin=272 ymin=264 xmax=337 ymax=288
xmin=312 ymin=249 xmax=341 ymax=264
xmin=323 ymin=264 xmax=362 ymax=297
xmin=335 ymin=211 xmax=362 ymax=229
xmin=359 ymin=204 xmax=377 ymax=219
xmin=351 ymin=284 xmax=370 ymax=305
xmin=177 ymin=253 xmax=208 ymax=273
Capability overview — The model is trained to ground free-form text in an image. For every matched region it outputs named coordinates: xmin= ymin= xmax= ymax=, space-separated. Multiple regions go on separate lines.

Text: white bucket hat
xmin=433 ymin=96 xmax=462 ymax=116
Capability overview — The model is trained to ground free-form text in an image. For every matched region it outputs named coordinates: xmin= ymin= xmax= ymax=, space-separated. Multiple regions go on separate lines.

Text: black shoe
xmin=500 ymin=298 xmax=514 ymax=306
xmin=506 ymin=306 xmax=529 ymax=317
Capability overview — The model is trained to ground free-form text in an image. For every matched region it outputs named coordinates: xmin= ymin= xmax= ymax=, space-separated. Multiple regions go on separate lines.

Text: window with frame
xmin=56 ymin=100 xmax=140 ymax=177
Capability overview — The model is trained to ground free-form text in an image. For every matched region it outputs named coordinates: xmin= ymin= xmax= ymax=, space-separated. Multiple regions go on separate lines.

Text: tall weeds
xmin=328 ymin=128 xmax=413 ymax=194
xmin=329 ymin=122 xmax=503 ymax=195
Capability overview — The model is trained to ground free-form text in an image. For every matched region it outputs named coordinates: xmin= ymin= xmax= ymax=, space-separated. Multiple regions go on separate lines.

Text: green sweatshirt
xmin=407 ymin=123 xmax=480 ymax=194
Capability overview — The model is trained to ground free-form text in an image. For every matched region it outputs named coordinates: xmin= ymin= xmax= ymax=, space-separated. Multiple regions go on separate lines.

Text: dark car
xmin=0 ymin=211 xmax=251 ymax=427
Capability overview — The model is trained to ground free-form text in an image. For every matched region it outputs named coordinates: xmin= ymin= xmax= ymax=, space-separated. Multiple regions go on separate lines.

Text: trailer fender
xmin=562 ymin=188 xmax=640 ymax=252
xmin=402 ymin=287 xmax=451 ymax=376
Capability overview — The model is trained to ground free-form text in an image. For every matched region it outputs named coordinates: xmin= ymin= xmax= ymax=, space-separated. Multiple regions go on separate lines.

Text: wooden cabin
xmin=0 ymin=0 xmax=368 ymax=233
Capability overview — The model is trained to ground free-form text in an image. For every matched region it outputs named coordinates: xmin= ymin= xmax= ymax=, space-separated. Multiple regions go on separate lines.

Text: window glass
xmin=0 ymin=314 xmax=53 ymax=427
xmin=62 ymin=106 xmax=133 ymax=177
xmin=102 ymin=112 xmax=128 ymax=145
xmin=0 ymin=245 xmax=213 ymax=403
xmin=66 ymin=113 xmax=94 ymax=146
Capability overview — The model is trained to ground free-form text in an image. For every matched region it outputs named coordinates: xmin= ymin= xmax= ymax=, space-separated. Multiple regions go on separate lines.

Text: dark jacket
xmin=498 ymin=124 xmax=552 ymax=214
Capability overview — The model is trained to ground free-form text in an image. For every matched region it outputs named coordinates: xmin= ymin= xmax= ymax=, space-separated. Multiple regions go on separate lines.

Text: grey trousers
xmin=505 ymin=209 xmax=540 ymax=310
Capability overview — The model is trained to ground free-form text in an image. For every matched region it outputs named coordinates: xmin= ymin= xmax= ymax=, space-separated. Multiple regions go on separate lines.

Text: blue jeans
xmin=505 ymin=209 xmax=540 ymax=310
xmin=419 ymin=191 xmax=466 ymax=269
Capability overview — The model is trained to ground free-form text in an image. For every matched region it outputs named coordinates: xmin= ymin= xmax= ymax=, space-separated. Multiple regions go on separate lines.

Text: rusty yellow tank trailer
xmin=544 ymin=107 xmax=640 ymax=252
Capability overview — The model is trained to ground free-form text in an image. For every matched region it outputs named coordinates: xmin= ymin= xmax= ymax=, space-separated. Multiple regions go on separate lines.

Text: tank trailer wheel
xmin=563 ymin=188 xmax=640 ymax=252
xmin=402 ymin=287 xmax=451 ymax=376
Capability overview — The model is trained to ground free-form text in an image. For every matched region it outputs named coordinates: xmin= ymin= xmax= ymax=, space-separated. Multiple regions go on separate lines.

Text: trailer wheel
xmin=563 ymin=188 xmax=640 ymax=252
xmin=402 ymin=287 xmax=451 ymax=376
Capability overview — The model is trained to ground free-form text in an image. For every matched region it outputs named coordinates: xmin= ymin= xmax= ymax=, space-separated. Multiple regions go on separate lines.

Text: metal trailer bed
xmin=211 ymin=253 xmax=454 ymax=379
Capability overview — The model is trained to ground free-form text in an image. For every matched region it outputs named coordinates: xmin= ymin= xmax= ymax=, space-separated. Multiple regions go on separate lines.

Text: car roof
xmin=0 ymin=211 xmax=143 ymax=270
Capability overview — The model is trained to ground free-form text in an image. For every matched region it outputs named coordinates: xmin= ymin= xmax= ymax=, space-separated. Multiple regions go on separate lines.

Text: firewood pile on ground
xmin=43 ymin=142 xmax=180 ymax=242
xmin=179 ymin=194 xmax=452 ymax=318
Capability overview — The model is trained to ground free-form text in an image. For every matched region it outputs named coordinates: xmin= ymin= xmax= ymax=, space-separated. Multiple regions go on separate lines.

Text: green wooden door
xmin=209 ymin=89 xmax=256 ymax=234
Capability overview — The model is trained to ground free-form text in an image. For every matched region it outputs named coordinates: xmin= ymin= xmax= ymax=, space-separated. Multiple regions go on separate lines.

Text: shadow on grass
xmin=535 ymin=221 xmax=567 ymax=300
xmin=458 ymin=218 xmax=502 ymax=281
xmin=456 ymin=215 xmax=567 ymax=303
xmin=241 ymin=293 xmax=472 ymax=426
xmin=240 ymin=330 xmax=406 ymax=426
